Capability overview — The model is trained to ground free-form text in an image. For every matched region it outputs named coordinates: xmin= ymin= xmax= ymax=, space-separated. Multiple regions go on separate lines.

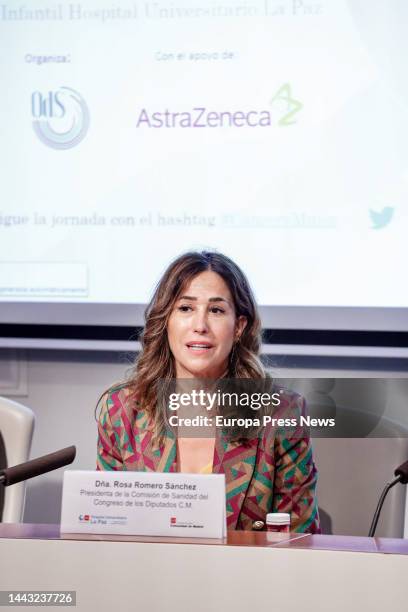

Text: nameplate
xmin=60 ymin=470 xmax=226 ymax=539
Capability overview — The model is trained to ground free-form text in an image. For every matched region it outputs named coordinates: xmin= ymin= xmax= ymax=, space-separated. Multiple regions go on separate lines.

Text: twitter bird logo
xmin=369 ymin=207 xmax=394 ymax=229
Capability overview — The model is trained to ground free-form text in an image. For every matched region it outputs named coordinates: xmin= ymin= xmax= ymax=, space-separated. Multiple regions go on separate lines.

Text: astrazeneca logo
xmin=31 ymin=87 xmax=90 ymax=149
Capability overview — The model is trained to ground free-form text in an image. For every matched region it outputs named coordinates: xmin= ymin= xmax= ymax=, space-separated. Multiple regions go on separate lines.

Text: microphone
xmin=0 ymin=446 xmax=76 ymax=487
xmin=368 ymin=458 xmax=408 ymax=537
xmin=394 ymin=459 xmax=408 ymax=485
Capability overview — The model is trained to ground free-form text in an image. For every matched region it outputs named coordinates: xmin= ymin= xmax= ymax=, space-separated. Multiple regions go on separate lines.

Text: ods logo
xmin=31 ymin=86 xmax=90 ymax=150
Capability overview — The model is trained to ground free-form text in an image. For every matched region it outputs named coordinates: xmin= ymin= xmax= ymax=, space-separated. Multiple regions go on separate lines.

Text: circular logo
xmin=31 ymin=86 xmax=90 ymax=150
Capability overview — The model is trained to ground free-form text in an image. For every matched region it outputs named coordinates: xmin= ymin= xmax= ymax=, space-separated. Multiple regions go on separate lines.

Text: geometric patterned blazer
xmin=97 ymin=385 xmax=321 ymax=533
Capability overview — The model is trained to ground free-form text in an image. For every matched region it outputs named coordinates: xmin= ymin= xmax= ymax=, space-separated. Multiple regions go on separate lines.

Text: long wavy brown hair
xmin=125 ymin=251 xmax=266 ymax=440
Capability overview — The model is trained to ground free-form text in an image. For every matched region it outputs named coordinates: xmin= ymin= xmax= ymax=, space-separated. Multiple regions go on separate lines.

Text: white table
xmin=0 ymin=524 xmax=407 ymax=612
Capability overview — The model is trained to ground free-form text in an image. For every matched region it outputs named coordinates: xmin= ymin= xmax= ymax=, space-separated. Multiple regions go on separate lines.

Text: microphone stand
xmin=368 ymin=475 xmax=401 ymax=537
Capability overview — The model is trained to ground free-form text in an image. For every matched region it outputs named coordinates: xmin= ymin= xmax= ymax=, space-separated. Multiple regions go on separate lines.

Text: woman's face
xmin=167 ymin=271 xmax=247 ymax=379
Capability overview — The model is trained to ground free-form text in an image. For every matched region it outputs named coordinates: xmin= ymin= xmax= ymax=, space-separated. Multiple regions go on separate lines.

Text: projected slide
xmin=1 ymin=0 xmax=407 ymax=312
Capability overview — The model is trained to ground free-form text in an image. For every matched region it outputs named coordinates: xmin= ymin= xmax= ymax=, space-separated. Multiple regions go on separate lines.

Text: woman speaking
xmin=97 ymin=251 xmax=320 ymax=533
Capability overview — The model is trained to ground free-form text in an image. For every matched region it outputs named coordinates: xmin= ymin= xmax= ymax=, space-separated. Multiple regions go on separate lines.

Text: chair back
xmin=0 ymin=397 xmax=35 ymax=522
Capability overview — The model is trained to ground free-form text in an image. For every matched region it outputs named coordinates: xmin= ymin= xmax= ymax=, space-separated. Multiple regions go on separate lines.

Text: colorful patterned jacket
xmin=97 ymin=385 xmax=321 ymax=533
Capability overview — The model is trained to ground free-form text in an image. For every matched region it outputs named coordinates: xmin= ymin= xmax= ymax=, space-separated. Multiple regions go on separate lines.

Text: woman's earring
xmin=229 ymin=342 xmax=236 ymax=365
xmin=230 ymin=337 xmax=239 ymax=365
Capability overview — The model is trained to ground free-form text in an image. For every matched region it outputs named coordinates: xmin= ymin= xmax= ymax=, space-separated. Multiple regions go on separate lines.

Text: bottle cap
xmin=266 ymin=512 xmax=290 ymax=525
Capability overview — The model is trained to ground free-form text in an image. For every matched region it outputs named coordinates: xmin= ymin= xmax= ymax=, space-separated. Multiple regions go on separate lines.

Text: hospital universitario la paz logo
xmin=31 ymin=86 xmax=90 ymax=149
